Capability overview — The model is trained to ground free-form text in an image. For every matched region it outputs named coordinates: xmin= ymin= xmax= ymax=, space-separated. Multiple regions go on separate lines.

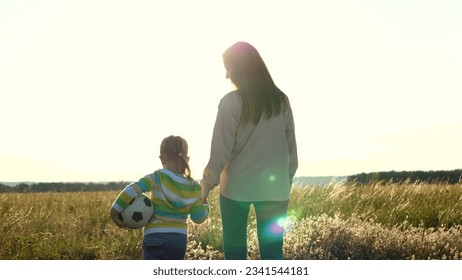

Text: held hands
xmin=200 ymin=181 xmax=214 ymax=204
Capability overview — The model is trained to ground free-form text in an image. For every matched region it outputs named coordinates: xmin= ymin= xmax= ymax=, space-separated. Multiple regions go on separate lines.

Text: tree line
xmin=1 ymin=169 xmax=461 ymax=193
xmin=346 ymin=169 xmax=462 ymax=185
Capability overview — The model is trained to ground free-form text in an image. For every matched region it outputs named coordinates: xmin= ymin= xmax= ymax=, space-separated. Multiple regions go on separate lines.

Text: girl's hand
xmin=110 ymin=208 xmax=127 ymax=228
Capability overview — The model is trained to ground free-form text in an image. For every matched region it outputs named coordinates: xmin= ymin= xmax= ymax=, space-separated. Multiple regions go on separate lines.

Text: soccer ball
xmin=118 ymin=194 xmax=153 ymax=229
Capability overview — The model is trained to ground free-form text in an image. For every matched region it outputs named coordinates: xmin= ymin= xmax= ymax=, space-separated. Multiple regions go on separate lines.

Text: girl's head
xmin=159 ymin=135 xmax=192 ymax=181
xmin=222 ymin=41 xmax=288 ymax=126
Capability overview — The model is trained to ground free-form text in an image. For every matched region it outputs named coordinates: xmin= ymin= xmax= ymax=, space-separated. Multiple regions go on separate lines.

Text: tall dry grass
xmin=1 ymin=181 xmax=462 ymax=259
xmin=290 ymin=180 xmax=462 ymax=228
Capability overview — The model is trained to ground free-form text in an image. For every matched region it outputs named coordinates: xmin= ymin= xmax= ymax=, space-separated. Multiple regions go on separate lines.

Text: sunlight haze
xmin=1 ymin=0 xmax=461 ymax=182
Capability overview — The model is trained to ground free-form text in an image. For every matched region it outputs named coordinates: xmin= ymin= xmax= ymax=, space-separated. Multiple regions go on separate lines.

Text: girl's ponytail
xmin=160 ymin=135 xmax=194 ymax=182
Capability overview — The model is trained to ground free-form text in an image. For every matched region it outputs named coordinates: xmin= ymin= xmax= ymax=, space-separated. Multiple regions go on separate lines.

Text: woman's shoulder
xmin=220 ymin=90 xmax=241 ymax=104
xmin=218 ymin=91 xmax=242 ymax=115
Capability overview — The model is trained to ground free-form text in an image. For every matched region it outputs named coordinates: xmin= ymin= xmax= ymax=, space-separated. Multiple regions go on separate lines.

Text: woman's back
xmin=203 ymin=91 xmax=297 ymax=202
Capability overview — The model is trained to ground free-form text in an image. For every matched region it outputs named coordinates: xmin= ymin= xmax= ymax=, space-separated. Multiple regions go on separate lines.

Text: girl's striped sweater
xmin=111 ymin=169 xmax=209 ymax=235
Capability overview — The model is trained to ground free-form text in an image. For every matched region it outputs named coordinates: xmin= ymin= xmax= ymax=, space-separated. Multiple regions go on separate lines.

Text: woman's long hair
xmin=223 ymin=41 xmax=289 ymax=126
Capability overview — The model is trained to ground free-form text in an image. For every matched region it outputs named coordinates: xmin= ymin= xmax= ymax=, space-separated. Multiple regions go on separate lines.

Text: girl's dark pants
xmin=142 ymin=232 xmax=187 ymax=260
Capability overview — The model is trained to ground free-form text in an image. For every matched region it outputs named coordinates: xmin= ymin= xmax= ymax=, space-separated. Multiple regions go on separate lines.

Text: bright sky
xmin=1 ymin=0 xmax=461 ymax=182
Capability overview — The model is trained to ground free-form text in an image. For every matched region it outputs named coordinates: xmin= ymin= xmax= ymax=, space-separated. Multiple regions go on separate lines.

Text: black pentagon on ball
xmin=132 ymin=212 xmax=144 ymax=222
xmin=143 ymin=197 xmax=152 ymax=207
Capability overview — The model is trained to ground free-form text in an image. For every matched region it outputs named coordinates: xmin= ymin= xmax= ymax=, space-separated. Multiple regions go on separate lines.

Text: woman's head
xmin=223 ymin=41 xmax=271 ymax=89
xmin=160 ymin=135 xmax=192 ymax=180
xmin=223 ymin=41 xmax=288 ymax=125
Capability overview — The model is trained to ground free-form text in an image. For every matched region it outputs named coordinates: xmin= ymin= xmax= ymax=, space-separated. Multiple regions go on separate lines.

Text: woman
xmin=201 ymin=41 xmax=298 ymax=260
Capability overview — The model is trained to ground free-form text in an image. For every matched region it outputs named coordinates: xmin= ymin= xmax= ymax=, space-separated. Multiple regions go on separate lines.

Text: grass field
xmin=1 ymin=181 xmax=462 ymax=260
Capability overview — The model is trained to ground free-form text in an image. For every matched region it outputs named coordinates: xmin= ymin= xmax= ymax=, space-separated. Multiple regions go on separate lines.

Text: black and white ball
xmin=118 ymin=194 xmax=153 ymax=229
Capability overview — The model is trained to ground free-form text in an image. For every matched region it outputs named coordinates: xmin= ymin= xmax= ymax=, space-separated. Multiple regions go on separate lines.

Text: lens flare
xmin=263 ymin=214 xmax=298 ymax=241
xmin=265 ymin=216 xmax=286 ymax=238
xmin=269 ymin=220 xmax=285 ymax=235
xmin=277 ymin=217 xmax=286 ymax=227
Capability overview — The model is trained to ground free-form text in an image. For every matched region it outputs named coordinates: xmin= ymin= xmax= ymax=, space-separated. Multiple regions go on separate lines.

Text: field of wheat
xmin=1 ymin=181 xmax=462 ymax=260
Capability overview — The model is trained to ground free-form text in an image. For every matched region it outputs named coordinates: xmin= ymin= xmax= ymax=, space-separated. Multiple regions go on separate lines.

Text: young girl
xmin=110 ymin=135 xmax=210 ymax=260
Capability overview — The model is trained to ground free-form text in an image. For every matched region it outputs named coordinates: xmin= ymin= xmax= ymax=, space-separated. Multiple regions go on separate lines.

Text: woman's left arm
xmin=285 ymin=106 xmax=298 ymax=182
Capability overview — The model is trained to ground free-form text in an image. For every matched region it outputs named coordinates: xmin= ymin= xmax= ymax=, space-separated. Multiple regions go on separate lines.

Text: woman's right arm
xmin=201 ymin=95 xmax=240 ymax=201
